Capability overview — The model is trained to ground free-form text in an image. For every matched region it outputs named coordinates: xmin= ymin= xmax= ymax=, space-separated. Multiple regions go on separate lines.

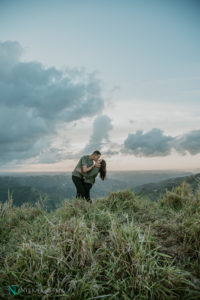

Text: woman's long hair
xmin=99 ymin=159 xmax=106 ymax=180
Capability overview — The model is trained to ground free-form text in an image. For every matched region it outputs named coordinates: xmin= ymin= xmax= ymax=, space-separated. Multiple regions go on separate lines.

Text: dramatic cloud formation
xmin=0 ymin=40 xmax=105 ymax=166
xmin=81 ymin=115 xmax=113 ymax=155
xmin=121 ymin=128 xmax=200 ymax=157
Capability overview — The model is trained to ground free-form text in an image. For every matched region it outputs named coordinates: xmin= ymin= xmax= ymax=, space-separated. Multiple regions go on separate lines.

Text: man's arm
xmin=80 ymin=156 xmax=93 ymax=173
xmin=80 ymin=156 xmax=101 ymax=173
xmin=82 ymin=164 xmax=95 ymax=173
xmin=82 ymin=167 xmax=99 ymax=178
xmin=76 ymin=165 xmax=94 ymax=174
xmin=82 ymin=160 xmax=101 ymax=173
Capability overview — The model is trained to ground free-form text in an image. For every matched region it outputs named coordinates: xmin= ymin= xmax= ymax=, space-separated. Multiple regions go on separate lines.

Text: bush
xmin=159 ymin=182 xmax=191 ymax=210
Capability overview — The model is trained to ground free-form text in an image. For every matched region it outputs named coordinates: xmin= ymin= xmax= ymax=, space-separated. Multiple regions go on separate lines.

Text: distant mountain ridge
xmin=0 ymin=171 xmax=199 ymax=210
xmin=134 ymin=173 xmax=200 ymax=201
xmin=0 ymin=175 xmax=128 ymax=211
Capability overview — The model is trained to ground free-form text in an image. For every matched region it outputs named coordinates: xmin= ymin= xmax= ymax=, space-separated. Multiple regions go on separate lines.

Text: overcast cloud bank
xmin=1 ymin=40 xmax=199 ymax=168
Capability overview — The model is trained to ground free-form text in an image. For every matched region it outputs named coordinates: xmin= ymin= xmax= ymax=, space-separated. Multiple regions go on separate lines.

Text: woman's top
xmin=82 ymin=166 xmax=100 ymax=184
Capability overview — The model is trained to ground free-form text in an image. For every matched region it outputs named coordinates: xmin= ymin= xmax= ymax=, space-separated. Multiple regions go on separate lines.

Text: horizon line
xmin=0 ymin=168 xmax=199 ymax=174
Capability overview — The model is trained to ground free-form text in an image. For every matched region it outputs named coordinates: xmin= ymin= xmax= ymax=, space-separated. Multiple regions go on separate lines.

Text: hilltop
xmin=0 ymin=180 xmax=200 ymax=299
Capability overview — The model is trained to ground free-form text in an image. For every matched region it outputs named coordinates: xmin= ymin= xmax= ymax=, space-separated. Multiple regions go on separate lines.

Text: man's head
xmin=90 ymin=150 xmax=101 ymax=161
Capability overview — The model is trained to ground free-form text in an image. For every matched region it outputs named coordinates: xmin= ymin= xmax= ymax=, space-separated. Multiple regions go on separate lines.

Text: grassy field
xmin=0 ymin=182 xmax=200 ymax=299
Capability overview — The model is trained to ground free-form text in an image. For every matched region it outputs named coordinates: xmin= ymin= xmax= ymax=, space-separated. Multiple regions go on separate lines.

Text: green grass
xmin=0 ymin=183 xmax=200 ymax=299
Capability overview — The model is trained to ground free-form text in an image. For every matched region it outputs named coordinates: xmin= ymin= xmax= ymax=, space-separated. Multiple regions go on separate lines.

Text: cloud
xmin=0 ymin=40 xmax=105 ymax=166
xmin=81 ymin=115 xmax=113 ymax=155
xmin=36 ymin=146 xmax=70 ymax=164
xmin=102 ymin=149 xmax=120 ymax=157
xmin=121 ymin=128 xmax=174 ymax=157
xmin=174 ymin=130 xmax=200 ymax=155
xmin=121 ymin=128 xmax=200 ymax=157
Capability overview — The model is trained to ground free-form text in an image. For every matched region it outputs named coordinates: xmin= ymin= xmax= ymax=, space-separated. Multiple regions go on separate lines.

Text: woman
xmin=77 ymin=159 xmax=106 ymax=203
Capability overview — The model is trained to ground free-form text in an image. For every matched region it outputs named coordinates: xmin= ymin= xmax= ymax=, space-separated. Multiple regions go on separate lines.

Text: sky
xmin=0 ymin=0 xmax=200 ymax=172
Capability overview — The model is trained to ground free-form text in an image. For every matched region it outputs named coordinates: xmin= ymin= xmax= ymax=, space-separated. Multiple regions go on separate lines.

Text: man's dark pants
xmin=72 ymin=175 xmax=92 ymax=202
xmin=83 ymin=182 xmax=92 ymax=202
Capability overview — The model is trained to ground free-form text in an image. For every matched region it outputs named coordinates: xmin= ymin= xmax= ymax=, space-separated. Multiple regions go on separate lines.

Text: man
xmin=72 ymin=150 xmax=101 ymax=201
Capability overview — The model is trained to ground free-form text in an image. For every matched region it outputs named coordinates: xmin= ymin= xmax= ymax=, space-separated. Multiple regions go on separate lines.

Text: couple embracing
xmin=72 ymin=150 xmax=106 ymax=203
